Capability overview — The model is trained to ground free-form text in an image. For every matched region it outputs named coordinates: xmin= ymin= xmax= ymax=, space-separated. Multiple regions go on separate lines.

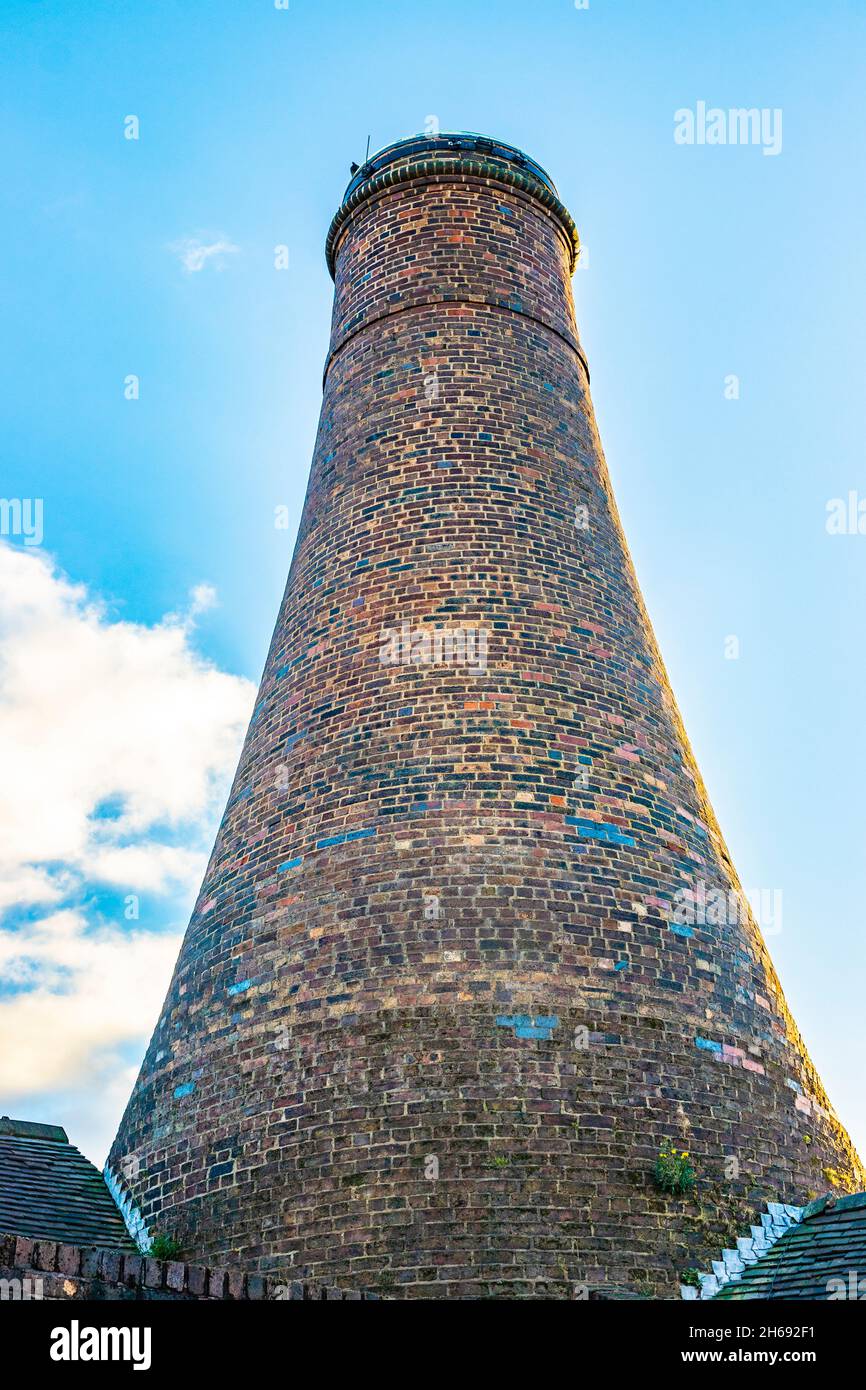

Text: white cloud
xmin=0 ymin=544 xmax=255 ymax=1151
xmin=0 ymin=544 xmax=254 ymax=902
xmin=0 ymin=865 xmax=67 ymax=912
xmin=0 ymin=910 xmax=181 ymax=1095
xmin=189 ymin=581 xmax=217 ymax=615
xmin=0 ymin=909 xmax=183 ymax=1163
xmin=164 ymin=579 xmax=218 ymax=632
xmin=84 ymin=844 xmax=206 ymax=893
xmin=170 ymin=235 xmax=240 ymax=273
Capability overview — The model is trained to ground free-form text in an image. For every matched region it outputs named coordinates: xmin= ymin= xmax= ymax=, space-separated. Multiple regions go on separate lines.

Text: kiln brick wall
xmin=108 ymin=139 xmax=863 ymax=1298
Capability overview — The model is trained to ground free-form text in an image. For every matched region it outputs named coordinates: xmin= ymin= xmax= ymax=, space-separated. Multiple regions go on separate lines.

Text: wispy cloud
xmin=170 ymin=235 xmax=240 ymax=273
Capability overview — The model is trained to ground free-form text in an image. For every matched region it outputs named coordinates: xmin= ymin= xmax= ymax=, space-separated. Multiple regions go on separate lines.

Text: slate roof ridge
xmin=679 ymin=1200 xmax=805 ymax=1300
xmin=0 ymin=1116 xmax=69 ymax=1143
xmin=681 ymin=1191 xmax=866 ymax=1301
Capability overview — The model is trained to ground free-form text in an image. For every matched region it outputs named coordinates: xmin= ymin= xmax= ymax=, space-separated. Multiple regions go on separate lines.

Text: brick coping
xmin=0 ymin=1232 xmax=378 ymax=1300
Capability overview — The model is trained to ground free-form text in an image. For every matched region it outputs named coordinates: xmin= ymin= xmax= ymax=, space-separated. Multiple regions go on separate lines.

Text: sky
xmin=0 ymin=0 xmax=864 ymax=1167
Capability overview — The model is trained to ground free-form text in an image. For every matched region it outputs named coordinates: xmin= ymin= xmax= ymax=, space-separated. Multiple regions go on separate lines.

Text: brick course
xmin=108 ymin=133 xmax=863 ymax=1298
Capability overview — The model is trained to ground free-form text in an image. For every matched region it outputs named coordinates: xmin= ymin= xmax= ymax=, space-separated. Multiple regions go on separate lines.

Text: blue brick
xmin=566 ymin=819 xmax=636 ymax=848
xmin=173 ymin=1082 xmax=196 ymax=1099
xmin=497 ymin=1013 xmax=557 ymax=1040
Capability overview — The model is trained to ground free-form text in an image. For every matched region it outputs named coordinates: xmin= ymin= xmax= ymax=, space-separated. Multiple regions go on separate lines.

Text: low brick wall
xmin=0 ymin=1233 xmax=377 ymax=1301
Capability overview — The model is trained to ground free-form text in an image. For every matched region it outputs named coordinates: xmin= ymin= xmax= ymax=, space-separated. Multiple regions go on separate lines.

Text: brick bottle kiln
xmin=109 ymin=133 xmax=863 ymax=1297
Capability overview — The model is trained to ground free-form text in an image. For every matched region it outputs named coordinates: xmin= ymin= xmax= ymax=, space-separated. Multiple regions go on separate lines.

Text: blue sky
xmin=1 ymin=0 xmax=864 ymax=1165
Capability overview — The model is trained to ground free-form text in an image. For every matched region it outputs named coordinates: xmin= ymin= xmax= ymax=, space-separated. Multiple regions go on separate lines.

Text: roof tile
xmin=716 ymin=1195 xmax=866 ymax=1300
xmin=0 ymin=1127 xmax=136 ymax=1252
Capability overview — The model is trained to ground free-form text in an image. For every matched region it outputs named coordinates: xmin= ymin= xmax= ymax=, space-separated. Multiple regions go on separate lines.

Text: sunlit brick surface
xmin=110 ymin=135 xmax=863 ymax=1298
